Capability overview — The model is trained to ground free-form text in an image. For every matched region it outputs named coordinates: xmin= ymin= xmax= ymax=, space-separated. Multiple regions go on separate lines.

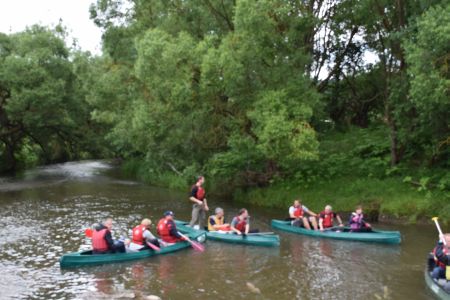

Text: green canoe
xmin=175 ymin=220 xmax=280 ymax=247
xmin=60 ymin=232 xmax=206 ymax=268
xmin=271 ymin=220 xmax=401 ymax=244
xmin=425 ymin=255 xmax=450 ymax=299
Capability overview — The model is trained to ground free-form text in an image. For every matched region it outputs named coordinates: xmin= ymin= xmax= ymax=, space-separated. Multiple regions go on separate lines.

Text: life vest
xmin=321 ymin=211 xmax=334 ymax=228
xmin=208 ymin=215 xmax=230 ymax=231
xmin=233 ymin=216 xmax=247 ymax=232
xmin=92 ymin=228 xmax=109 ymax=252
xmin=192 ymin=185 xmax=205 ymax=201
xmin=132 ymin=225 xmax=147 ymax=245
xmin=350 ymin=213 xmax=364 ymax=229
xmin=293 ymin=206 xmax=303 ymax=218
xmin=157 ymin=218 xmax=179 ymax=243
xmin=433 ymin=245 xmax=449 ymax=269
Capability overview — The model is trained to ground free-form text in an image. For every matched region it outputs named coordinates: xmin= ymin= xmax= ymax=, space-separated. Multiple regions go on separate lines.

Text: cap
xmin=164 ymin=210 xmax=174 ymax=217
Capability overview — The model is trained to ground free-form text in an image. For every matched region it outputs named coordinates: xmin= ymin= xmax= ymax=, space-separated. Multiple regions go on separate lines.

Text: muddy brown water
xmin=0 ymin=161 xmax=442 ymax=299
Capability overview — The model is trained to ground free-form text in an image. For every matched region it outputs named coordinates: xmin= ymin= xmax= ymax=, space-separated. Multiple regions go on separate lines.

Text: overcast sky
xmin=0 ymin=0 xmax=102 ymax=54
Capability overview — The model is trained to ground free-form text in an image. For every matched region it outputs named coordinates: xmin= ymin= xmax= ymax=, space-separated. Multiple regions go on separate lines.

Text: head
xmin=444 ymin=234 xmax=450 ymax=248
xmin=355 ymin=205 xmax=363 ymax=214
xmin=215 ymin=207 xmax=224 ymax=218
xmin=196 ymin=176 xmax=205 ymax=186
xmin=141 ymin=218 xmax=152 ymax=229
xmin=104 ymin=218 xmax=113 ymax=230
xmin=164 ymin=210 xmax=175 ymax=220
xmin=325 ymin=205 xmax=332 ymax=213
xmin=238 ymin=208 xmax=248 ymax=218
xmin=293 ymin=199 xmax=301 ymax=208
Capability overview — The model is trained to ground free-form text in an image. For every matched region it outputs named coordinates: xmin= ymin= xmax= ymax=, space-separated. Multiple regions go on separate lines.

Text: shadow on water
xmin=0 ymin=161 xmax=442 ymax=299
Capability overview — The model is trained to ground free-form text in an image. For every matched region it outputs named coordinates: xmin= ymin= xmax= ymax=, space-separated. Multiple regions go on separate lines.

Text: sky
xmin=0 ymin=0 xmax=102 ymax=54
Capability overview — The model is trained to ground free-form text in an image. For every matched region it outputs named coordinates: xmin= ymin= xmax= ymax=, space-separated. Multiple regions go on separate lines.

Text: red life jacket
xmin=157 ymin=218 xmax=179 ymax=243
xmin=293 ymin=206 xmax=303 ymax=218
xmin=192 ymin=185 xmax=205 ymax=201
xmin=320 ymin=211 xmax=334 ymax=228
xmin=132 ymin=225 xmax=147 ymax=245
xmin=234 ymin=216 xmax=247 ymax=232
xmin=433 ymin=245 xmax=448 ymax=269
xmin=92 ymin=228 xmax=109 ymax=252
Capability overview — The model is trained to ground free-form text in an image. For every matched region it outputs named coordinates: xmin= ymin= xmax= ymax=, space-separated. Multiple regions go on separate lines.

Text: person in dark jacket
xmin=92 ymin=218 xmax=125 ymax=254
xmin=431 ymin=233 xmax=450 ymax=279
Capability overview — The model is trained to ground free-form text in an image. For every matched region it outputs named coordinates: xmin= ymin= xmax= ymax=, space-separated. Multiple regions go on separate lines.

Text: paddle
xmin=146 ymin=241 xmax=161 ymax=251
xmin=432 ymin=217 xmax=447 ymax=245
xmin=245 ymin=232 xmax=275 ymax=236
xmin=177 ymin=231 xmax=205 ymax=252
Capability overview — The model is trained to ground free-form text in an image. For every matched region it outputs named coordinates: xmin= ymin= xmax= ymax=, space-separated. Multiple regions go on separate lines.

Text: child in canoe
xmin=349 ymin=205 xmax=372 ymax=232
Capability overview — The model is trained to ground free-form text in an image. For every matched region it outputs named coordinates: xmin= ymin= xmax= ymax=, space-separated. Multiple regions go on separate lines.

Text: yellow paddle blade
xmin=432 ymin=217 xmax=438 ymax=222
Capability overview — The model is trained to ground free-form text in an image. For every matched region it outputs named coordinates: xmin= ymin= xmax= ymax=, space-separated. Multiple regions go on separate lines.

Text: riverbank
xmin=120 ymin=159 xmax=449 ymax=225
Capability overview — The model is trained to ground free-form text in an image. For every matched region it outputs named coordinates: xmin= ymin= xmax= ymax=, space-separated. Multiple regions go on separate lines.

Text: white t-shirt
xmin=128 ymin=229 xmax=156 ymax=251
xmin=288 ymin=205 xmax=309 ymax=217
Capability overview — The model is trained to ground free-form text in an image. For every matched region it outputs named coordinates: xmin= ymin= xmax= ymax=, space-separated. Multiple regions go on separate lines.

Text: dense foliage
xmin=0 ymin=0 xmax=448 ymax=219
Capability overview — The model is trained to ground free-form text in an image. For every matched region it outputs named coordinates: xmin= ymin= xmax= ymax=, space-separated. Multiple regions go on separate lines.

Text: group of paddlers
xmin=90 ymin=175 xmax=374 ymax=254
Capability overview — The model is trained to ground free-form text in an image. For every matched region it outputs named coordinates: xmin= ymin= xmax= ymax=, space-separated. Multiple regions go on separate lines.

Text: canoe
xmin=271 ymin=220 xmax=401 ymax=244
xmin=175 ymin=220 xmax=280 ymax=247
xmin=425 ymin=255 xmax=450 ymax=299
xmin=60 ymin=232 xmax=206 ymax=268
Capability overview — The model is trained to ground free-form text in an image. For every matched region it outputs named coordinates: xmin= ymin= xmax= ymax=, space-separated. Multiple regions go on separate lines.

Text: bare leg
xmin=309 ymin=217 xmax=318 ymax=230
xmin=302 ymin=217 xmax=311 ymax=230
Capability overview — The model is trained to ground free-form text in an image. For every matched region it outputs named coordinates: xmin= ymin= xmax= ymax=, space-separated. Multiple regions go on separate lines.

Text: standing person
xmin=208 ymin=207 xmax=231 ymax=231
xmin=230 ymin=208 xmax=259 ymax=235
xmin=129 ymin=218 xmax=160 ymax=252
xmin=157 ymin=211 xmax=189 ymax=244
xmin=288 ymin=199 xmax=319 ymax=230
xmin=431 ymin=233 xmax=450 ymax=279
xmin=189 ymin=176 xmax=209 ymax=229
xmin=92 ymin=218 xmax=125 ymax=254
xmin=319 ymin=205 xmax=344 ymax=231
xmin=349 ymin=205 xmax=372 ymax=232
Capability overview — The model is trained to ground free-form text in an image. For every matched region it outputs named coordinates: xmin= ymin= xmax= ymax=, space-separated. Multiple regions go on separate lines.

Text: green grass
xmin=234 ymin=176 xmax=450 ymax=224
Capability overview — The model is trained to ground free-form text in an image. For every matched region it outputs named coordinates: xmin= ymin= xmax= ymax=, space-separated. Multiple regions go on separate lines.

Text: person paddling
xmin=319 ymin=205 xmax=344 ymax=231
xmin=230 ymin=208 xmax=259 ymax=235
xmin=157 ymin=211 xmax=189 ymax=244
xmin=349 ymin=205 xmax=372 ymax=232
xmin=92 ymin=218 xmax=125 ymax=254
xmin=129 ymin=218 xmax=160 ymax=252
xmin=208 ymin=207 xmax=231 ymax=231
xmin=188 ymin=176 xmax=209 ymax=229
xmin=288 ymin=199 xmax=318 ymax=230
xmin=431 ymin=233 xmax=450 ymax=279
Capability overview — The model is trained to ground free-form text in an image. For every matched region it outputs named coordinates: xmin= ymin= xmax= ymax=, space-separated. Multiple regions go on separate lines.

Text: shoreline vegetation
xmin=1 ymin=2 xmax=448 ymax=224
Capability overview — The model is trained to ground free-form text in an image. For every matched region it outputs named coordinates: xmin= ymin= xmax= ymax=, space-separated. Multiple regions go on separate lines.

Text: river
xmin=0 ymin=161 xmax=441 ymax=299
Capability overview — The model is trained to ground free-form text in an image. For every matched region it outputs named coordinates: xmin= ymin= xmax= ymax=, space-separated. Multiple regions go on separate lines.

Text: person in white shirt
xmin=288 ymin=199 xmax=318 ymax=230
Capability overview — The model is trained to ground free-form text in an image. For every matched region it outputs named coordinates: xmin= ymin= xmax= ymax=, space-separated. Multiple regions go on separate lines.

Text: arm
xmin=203 ymin=198 xmax=209 ymax=211
xmin=168 ymin=221 xmax=185 ymax=240
xmin=319 ymin=217 xmax=324 ymax=231
xmin=230 ymin=218 xmax=241 ymax=234
xmin=245 ymin=223 xmax=250 ymax=234
xmin=336 ymin=215 xmax=344 ymax=226
xmin=303 ymin=206 xmax=318 ymax=217
xmin=104 ymin=230 xmax=115 ymax=251
xmin=288 ymin=207 xmax=297 ymax=219
xmin=189 ymin=186 xmax=203 ymax=205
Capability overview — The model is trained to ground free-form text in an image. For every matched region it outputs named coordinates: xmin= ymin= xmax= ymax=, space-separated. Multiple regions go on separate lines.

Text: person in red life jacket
xmin=349 ymin=205 xmax=372 ymax=232
xmin=188 ymin=176 xmax=209 ymax=229
xmin=288 ymin=199 xmax=319 ymax=230
xmin=431 ymin=233 xmax=450 ymax=279
xmin=230 ymin=208 xmax=259 ymax=235
xmin=208 ymin=207 xmax=231 ymax=231
xmin=92 ymin=218 xmax=125 ymax=254
xmin=157 ymin=211 xmax=189 ymax=244
xmin=319 ymin=205 xmax=344 ymax=231
xmin=128 ymin=218 xmax=160 ymax=252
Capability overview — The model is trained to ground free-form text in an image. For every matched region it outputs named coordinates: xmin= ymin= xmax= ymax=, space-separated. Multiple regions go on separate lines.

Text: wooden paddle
xmin=432 ymin=217 xmax=447 ymax=245
xmin=178 ymin=231 xmax=205 ymax=252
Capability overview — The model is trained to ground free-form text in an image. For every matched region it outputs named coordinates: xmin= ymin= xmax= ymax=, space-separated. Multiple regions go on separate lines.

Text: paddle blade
xmin=146 ymin=242 xmax=161 ymax=251
xmin=190 ymin=241 xmax=205 ymax=252
xmin=84 ymin=228 xmax=93 ymax=238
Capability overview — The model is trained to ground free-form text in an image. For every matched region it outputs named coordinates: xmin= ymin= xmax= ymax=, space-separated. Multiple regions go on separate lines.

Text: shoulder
xmin=288 ymin=206 xmax=294 ymax=211
xmin=302 ymin=205 xmax=309 ymax=211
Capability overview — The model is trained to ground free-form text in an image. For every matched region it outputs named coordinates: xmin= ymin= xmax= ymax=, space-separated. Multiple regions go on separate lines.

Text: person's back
xmin=431 ymin=234 xmax=450 ymax=279
xmin=92 ymin=219 xmax=114 ymax=254
xmin=129 ymin=218 xmax=159 ymax=252
xmin=157 ymin=211 xmax=185 ymax=244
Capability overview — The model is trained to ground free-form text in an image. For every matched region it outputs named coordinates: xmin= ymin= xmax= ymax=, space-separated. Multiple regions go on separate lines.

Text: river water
xmin=0 ymin=161 xmax=441 ymax=299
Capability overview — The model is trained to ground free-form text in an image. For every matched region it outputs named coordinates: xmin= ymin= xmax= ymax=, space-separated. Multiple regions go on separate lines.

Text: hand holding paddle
xmin=432 ymin=217 xmax=446 ymax=245
xmin=146 ymin=241 xmax=161 ymax=251
xmin=177 ymin=231 xmax=205 ymax=252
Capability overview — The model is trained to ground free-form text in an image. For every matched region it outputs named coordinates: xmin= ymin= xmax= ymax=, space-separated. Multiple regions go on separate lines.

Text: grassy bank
xmin=234 ymin=176 xmax=450 ymax=224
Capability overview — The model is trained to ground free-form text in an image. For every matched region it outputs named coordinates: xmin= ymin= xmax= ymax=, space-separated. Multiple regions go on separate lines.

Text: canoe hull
xmin=425 ymin=256 xmax=450 ymax=299
xmin=271 ymin=220 xmax=401 ymax=244
xmin=175 ymin=220 xmax=280 ymax=247
xmin=60 ymin=232 xmax=206 ymax=268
